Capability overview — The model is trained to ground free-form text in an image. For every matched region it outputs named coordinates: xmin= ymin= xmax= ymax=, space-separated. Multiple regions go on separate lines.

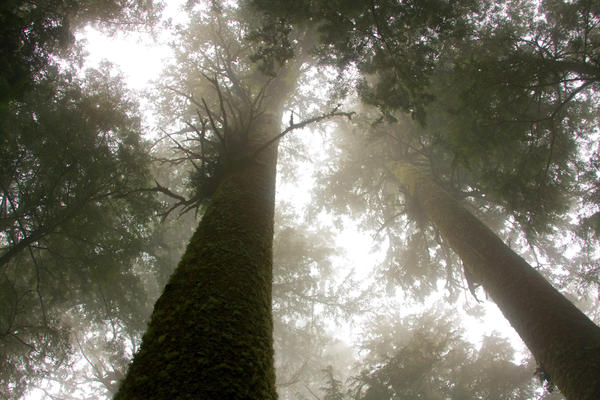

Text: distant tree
xmin=249 ymin=0 xmax=599 ymax=235
xmin=387 ymin=162 xmax=600 ymax=399
xmin=306 ymin=306 xmax=545 ymax=400
xmin=272 ymin=207 xmax=364 ymax=400
xmin=352 ymin=307 xmax=538 ymax=400
xmin=307 ymin=106 xmax=600 ymax=398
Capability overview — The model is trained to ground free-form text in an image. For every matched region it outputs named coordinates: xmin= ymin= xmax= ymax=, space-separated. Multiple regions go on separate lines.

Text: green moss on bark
xmin=115 ymin=117 xmax=280 ymax=399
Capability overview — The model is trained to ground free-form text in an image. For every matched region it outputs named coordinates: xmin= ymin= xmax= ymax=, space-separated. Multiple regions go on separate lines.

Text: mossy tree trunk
xmin=389 ymin=161 xmax=600 ymax=400
xmin=114 ymin=102 xmax=286 ymax=399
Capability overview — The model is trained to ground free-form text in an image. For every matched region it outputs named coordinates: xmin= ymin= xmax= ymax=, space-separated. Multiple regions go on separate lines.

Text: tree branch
xmin=136 ymin=180 xmax=200 ymax=221
xmin=159 ymin=127 xmax=204 ymax=174
xmin=251 ymin=107 xmax=355 ymax=160
xmin=201 ymin=72 xmax=230 ymax=137
xmin=201 ymin=97 xmax=227 ymax=149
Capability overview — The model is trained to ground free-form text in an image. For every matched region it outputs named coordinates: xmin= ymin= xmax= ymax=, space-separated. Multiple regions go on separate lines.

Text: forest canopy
xmin=1 ymin=0 xmax=599 ymax=399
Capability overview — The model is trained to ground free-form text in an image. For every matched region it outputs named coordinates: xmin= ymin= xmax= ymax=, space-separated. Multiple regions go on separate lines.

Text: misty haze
xmin=1 ymin=1 xmax=600 ymax=399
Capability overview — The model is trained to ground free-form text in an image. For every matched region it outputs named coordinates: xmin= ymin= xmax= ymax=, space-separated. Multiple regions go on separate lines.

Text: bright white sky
xmin=81 ymin=27 xmax=169 ymax=91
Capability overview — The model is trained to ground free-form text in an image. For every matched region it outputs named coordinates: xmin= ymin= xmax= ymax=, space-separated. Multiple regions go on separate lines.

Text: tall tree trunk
xmin=388 ymin=161 xmax=600 ymax=400
xmin=114 ymin=106 xmax=284 ymax=400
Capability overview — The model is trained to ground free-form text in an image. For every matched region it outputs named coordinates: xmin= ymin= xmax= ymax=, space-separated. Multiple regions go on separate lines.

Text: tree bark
xmin=114 ymin=108 xmax=283 ymax=399
xmin=388 ymin=161 xmax=600 ymax=400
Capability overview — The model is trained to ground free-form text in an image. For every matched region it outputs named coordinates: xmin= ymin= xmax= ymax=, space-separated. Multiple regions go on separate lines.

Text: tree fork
xmin=388 ymin=161 xmax=600 ymax=400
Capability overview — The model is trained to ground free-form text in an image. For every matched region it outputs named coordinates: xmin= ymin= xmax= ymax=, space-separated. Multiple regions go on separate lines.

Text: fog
xmin=3 ymin=1 xmax=599 ymax=399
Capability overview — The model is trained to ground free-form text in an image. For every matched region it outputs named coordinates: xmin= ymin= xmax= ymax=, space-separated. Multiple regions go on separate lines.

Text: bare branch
xmin=252 ymin=107 xmax=355 ymax=160
xmin=164 ymin=85 xmax=204 ymax=110
xmin=137 ymin=181 xmax=202 ymax=221
xmin=151 ymin=155 xmax=193 ymax=166
xmin=201 ymin=97 xmax=227 ymax=149
xmin=201 ymin=72 xmax=230 ymax=137
xmin=9 ymin=332 xmax=36 ymax=351
xmin=149 ymin=126 xmax=195 ymax=151
xmin=374 ymin=212 xmax=404 ymax=237
xmin=146 ymin=180 xmax=189 ymax=205
xmin=159 ymin=128 xmax=203 ymax=174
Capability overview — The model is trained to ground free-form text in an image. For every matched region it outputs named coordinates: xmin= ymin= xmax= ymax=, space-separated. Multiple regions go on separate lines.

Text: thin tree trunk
xmin=388 ymin=161 xmax=600 ymax=400
xmin=114 ymin=108 xmax=283 ymax=399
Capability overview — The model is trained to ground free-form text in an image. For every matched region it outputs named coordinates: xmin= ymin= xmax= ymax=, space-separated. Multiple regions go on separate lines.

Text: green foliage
xmin=417 ymin=2 xmax=600 ymax=234
xmin=0 ymin=67 xmax=156 ymax=399
xmin=273 ymin=207 xmax=363 ymax=321
xmin=250 ymin=0 xmax=480 ymax=119
xmin=31 ymin=206 xmax=198 ymax=399
xmin=352 ymin=307 xmax=537 ymax=400
xmin=246 ymin=16 xmax=295 ymax=76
